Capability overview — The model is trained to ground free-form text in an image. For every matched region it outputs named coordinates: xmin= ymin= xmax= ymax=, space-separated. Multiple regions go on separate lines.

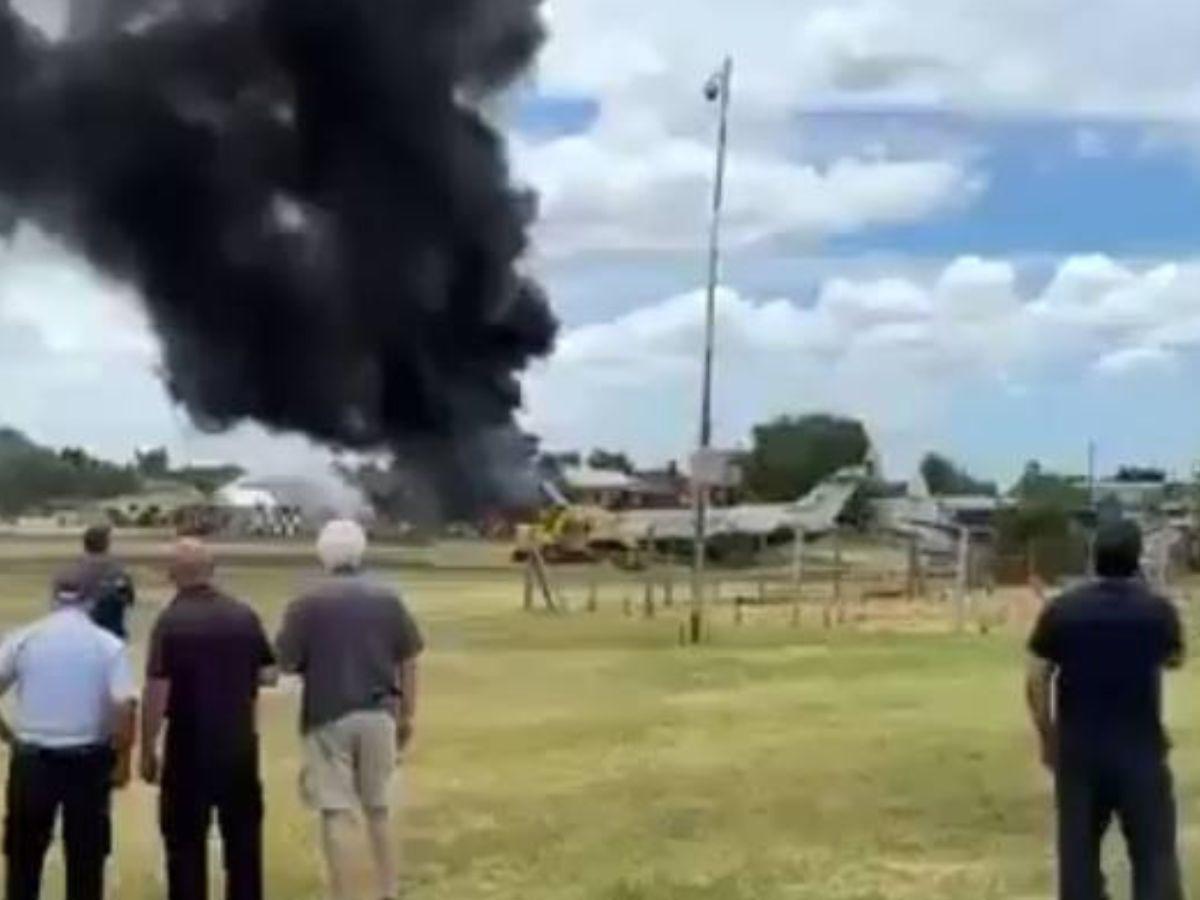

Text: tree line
xmin=0 ymin=428 xmax=242 ymax=520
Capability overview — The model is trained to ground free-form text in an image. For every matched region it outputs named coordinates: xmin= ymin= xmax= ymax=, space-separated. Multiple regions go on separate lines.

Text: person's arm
xmin=1026 ymin=656 xmax=1057 ymax=771
xmin=139 ymin=679 xmax=169 ymax=785
xmin=111 ymin=700 xmax=137 ymax=788
xmin=1026 ymin=602 xmax=1061 ymax=772
xmin=396 ymin=657 xmax=418 ymax=750
xmin=393 ymin=599 xmax=424 ymax=750
xmin=121 ymin=571 xmax=136 ymax=608
xmin=1164 ymin=601 xmax=1186 ymax=670
xmin=107 ymin=646 xmax=138 ymax=788
xmin=253 ymin=612 xmax=280 ymax=687
xmin=140 ymin=617 xmax=170 ymax=785
xmin=0 ymin=633 xmax=20 ymax=747
xmin=275 ymin=601 xmax=305 ymax=676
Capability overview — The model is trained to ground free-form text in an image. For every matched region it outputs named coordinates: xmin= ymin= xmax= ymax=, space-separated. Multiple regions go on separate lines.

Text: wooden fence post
xmin=833 ymin=529 xmax=845 ymax=624
xmin=791 ymin=530 xmax=804 ymax=628
xmin=955 ymin=527 xmax=969 ymax=633
xmin=587 ymin=572 xmax=599 ymax=613
xmin=906 ymin=535 xmax=919 ymax=601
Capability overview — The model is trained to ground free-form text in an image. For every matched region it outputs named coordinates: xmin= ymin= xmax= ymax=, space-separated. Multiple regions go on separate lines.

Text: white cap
xmin=317 ymin=519 xmax=368 ymax=572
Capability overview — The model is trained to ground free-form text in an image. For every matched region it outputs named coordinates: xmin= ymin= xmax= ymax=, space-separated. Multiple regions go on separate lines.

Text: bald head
xmin=169 ymin=538 xmax=215 ymax=590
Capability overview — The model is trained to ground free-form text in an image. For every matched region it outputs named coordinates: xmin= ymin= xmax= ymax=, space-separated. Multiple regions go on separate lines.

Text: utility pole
xmin=689 ymin=56 xmax=734 ymax=645
xmin=1086 ymin=440 xmax=1097 ymax=577
xmin=1087 ymin=440 xmax=1097 ymax=509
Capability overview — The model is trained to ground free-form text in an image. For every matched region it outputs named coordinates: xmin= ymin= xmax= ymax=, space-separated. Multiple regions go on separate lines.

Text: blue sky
xmin=830 ymin=116 xmax=1200 ymax=258
xmin=515 ymin=95 xmax=1200 ymax=485
xmin=7 ymin=0 xmax=1200 ymax=487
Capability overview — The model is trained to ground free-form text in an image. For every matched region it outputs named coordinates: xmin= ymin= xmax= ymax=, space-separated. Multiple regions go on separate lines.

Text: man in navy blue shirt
xmin=1027 ymin=519 xmax=1185 ymax=900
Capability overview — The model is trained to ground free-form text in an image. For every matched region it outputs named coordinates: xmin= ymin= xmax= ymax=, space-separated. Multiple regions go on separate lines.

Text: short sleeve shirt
xmin=277 ymin=573 xmax=423 ymax=732
xmin=147 ymin=585 xmax=275 ymax=768
xmin=70 ymin=556 xmax=136 ymax=638
xmin=0 ymin=607 xmax=136 ymax=748
xmin=1030 ymin=578 xmax=1183 ymax=753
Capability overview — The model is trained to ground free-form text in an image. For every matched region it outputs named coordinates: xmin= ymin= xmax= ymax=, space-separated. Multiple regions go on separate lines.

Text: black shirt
xmin=1030 ymin=578 xmax=1184 ymax=755
xmin=72 ymin=555 xmax=135 ymax=639
xmin=147 ymin=585 xmax=275 ymax=769
xmin=277 ymin=573 xmax=423 ymax=732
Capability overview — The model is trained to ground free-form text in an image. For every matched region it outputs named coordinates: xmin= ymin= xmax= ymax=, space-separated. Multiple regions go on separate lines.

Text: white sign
xmin=690 ymin=449 xmax=743 ymax=488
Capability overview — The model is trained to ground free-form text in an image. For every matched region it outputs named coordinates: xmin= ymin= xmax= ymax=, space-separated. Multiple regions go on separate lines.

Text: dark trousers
xmin=3 ymin=745 xmax=113 ymax=900
xmin=1056 ymin=748 xmax=1184 ymax=900
xmin=160 ymin=757 xmax=263 ymax=900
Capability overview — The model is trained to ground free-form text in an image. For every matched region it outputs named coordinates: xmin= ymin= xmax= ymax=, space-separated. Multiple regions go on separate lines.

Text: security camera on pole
xmin=688 ymin=56 xmax=734 ymax=645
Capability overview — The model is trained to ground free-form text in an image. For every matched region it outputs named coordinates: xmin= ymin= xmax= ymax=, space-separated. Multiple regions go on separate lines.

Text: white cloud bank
xmin=519 ymin=0 xmax=1200 ymax=256
xmin=539 ymin=0 xmax=1200 ymax=121
xmin=517 ymin=127 xmax=982 ymax=257
xmin=4 ymin=230 xmax=1200 ymax=476
xmin=524 ymin=254 xmax=1200 ymax=470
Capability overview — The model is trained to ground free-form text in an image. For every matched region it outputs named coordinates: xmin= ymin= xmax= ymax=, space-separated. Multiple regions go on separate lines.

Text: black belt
xmin=13 ymin=742 xmax=111 ymax=761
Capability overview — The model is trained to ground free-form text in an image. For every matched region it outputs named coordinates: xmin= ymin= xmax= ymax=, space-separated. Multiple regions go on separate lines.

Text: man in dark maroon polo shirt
xmin=140 ymin=539 xmax=278 ymax=900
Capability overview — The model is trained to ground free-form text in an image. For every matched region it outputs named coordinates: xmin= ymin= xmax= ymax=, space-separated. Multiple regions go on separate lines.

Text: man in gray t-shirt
xmin=277 ymin=520 xmax=423 ymax=900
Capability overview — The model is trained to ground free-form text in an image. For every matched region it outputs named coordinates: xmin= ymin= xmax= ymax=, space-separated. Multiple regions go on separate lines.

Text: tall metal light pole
xmin=689 ymin=56 xmax=734 ymax=645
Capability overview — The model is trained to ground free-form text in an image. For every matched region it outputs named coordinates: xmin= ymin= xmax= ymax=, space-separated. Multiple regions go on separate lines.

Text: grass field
xmin=1 ymin=536 xmax=1199 ymax=899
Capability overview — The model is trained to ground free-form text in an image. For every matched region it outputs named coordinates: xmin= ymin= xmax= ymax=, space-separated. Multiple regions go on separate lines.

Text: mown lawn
xmin=1 ymin=537 xmax=1198 ymax=899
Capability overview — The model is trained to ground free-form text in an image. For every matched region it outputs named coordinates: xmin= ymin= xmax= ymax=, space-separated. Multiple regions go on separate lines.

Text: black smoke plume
xmin=0 ymin=0 xmax=556 ymax=517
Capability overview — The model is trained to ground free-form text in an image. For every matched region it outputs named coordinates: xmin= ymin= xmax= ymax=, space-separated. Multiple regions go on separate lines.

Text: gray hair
xmin=317 ymin=519 xmax=368 ymax=572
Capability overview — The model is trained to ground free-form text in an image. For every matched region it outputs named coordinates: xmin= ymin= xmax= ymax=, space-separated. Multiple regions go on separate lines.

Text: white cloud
xmin=519 ymin=128 xmax=980 ymax=256
xmin=1094 ymin=346 xmax=1178 ymax=377
xmin=0 ymin=228 xmax=343 ymax=477
xmin=1074 ymin=129 xmax=1110 ymax=159
xmin=523 ymin=254 xmax=1200 ymax=471
xmin=522 ymin=0 xmax=1200 ymax=258
xmin=538 ymin=0 xmax=1200 ymax=121
xmin=5 ymin=231 xmax=1200 ymax=480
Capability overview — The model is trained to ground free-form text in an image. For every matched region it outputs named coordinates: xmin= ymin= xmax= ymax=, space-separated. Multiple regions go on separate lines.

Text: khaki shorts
xmin=301 ymin=711 xmax=397 ymax=812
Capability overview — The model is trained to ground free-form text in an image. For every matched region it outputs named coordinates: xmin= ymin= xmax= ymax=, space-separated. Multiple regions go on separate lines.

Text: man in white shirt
xmin=0 ymin=569 xmax=138 ymax=900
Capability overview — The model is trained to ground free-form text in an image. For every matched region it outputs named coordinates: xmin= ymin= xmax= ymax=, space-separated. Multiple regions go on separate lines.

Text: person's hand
xmin=112 ymin=756 xmax=132 ymax=790
xmin=1039 ymin=731 xmax=1058 ymax=773
xmin=140 ymin=751 xmax=160 ymax=786
xmin=396 ymin=717 xmax=414 ymax=752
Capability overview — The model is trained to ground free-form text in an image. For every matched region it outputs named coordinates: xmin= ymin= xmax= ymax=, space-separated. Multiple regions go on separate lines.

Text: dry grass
xmin=1 ymin=536 xmax=1199 ymax=898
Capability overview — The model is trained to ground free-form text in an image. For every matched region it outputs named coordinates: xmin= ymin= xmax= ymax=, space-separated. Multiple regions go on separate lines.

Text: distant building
xmin=554 ymin=465 xmax=691 ymax=511
xmin=214 ymin=476 xmax=364 ymax=536
xmin=97 ymin=479 xmax=207 ymax=527
xmin=558 ymin=466 xmax=640 ymax=509
xmin=1092 ymin=479 xmax=1171 ymax=516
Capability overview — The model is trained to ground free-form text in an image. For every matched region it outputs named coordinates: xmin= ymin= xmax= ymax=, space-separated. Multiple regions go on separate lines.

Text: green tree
xmin=587 ymin=449 xmax=634 ymax=474
xmin=1114 ymin=466 xmax=1167 ymax=484
xmin=920 ymin=452 xmax=997 ymax=497
xmin=135 ymin=446 xmax=171 ymax=478
xmin=172 ymin=465 xmax=244 ymax=499
xmin=744 ymin=414 xmax=870 ymax=502
xmin=995 ymin=461 xmax=1091 ymax=582
xmin=0 ymin=428 xmax=141 ymax=519
xmin=1011 ymin=460 xmax=1089 ymax=507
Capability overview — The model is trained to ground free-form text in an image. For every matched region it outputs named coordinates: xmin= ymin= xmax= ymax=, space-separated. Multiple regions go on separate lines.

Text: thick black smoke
xmin=0 ymin=0 xmax=556 ymax=517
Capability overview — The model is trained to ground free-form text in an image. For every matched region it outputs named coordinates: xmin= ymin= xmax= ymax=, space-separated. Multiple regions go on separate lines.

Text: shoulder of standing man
xmin=1028 ymin=584 xmax=1086 ymax=663
xmin=88 ymin=616 xmax=138 ymax=703
xmin=0 ymin=619 xmax=37 ymax=688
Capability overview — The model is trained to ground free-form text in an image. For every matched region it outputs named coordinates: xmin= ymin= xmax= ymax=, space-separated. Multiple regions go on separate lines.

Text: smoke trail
xmin=0 ymin=0 xmax=556 ymax=517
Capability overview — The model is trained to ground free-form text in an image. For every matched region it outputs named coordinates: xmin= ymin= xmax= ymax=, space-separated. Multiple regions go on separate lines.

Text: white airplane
xmin=613 ymin=466 xmax=865 ymax=547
